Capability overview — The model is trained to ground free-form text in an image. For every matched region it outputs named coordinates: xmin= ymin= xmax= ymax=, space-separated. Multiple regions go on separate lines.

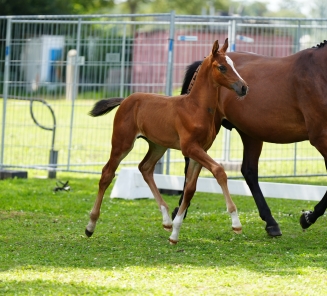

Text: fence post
xmin=0 ymin=17 xmax=12 ymax=170
xmin=119 ymin=24 xmax=127 ymax=98
xmin=67 ymin=18 xmax=82 ymax=170
xmin=158 ymin=10 xmax=175 ymax=175
xmin=229 ymin=18 xmax=237 ymax=52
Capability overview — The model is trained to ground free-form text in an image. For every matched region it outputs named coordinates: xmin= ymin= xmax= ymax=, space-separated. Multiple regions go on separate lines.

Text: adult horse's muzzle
xmin=232 ymin=81 xmax=248 ymax=97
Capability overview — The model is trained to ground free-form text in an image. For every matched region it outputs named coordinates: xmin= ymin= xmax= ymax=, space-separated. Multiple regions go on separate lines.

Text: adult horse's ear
xmin=212 ymin=40 xmax=219 ymax=55
xmin=221 ymin=38 xmax=229 ymax=53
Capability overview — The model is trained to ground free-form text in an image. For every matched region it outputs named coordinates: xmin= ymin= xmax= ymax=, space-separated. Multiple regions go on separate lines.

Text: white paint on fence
xmin=111 ymin=167 xmax=326 ymax=201
xmin=177 ymin=35 xmax=198 ymax=41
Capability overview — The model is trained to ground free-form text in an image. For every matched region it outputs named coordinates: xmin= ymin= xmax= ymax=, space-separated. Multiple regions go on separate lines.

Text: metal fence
xmin=1 ymin=13 xmax=327 ymax=178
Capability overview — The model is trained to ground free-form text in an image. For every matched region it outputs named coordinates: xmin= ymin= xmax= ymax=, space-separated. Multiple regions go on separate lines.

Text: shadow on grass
xmin=0 ymin=280 xmax=136 ymax=294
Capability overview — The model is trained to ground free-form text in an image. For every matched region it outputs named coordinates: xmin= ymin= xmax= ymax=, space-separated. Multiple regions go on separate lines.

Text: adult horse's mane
xmin=312 ymin=39 xmax=327 ymax=48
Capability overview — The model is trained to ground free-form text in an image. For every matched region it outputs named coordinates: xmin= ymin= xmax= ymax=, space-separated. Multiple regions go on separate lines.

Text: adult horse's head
xmin=210 ymin=38 xmax=248 ymax=97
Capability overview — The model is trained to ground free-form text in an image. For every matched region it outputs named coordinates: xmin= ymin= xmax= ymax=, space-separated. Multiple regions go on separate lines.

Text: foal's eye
xmin=218 ymin=65 xmax=227 ymax=73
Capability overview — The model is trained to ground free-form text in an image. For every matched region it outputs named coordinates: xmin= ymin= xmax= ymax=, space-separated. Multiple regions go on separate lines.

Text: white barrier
xmin=111 ymin=167 xmax=327 ymax=201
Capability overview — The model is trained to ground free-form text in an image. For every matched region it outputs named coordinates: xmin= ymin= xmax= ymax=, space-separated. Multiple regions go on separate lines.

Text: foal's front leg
xmin=185 ymin=146 xmax=242 ymax=234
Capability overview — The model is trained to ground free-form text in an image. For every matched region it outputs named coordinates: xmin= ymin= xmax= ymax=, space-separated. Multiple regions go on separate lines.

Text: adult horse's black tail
xmin=171 ymin=60 xmax=202 ymax=221
xmin=89 ymin=98 xmax=124 ymax=117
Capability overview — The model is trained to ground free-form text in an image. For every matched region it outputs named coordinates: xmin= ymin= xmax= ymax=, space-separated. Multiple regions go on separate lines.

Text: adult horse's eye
xmin=218 ymin=65 xmax=227 ymax=73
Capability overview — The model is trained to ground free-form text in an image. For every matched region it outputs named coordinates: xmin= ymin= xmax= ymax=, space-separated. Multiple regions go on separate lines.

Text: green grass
xmin=1 ymin=174 xmax=327 ymax=295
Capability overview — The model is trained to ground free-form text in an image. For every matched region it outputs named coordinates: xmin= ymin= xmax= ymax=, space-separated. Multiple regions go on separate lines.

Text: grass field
xmin=1 ymin=174 xmax=327 ymax=295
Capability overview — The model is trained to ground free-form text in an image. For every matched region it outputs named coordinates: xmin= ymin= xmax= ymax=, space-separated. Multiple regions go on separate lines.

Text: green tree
xmin=119 ymin=0 xmax=152 ymax=15
xmin=242 ymin=1 xmax=268 ymax=16
xmin=265 ymin=0 xmax=305 ymax=18
xmin=0 ymin=0 xmax=114 ymax=15
xmin=120 ymin=0 xmax=229 ymax=15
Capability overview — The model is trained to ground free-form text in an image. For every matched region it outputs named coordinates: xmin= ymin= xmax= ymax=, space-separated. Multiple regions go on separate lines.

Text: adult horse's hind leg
xmin=300 ymin=137 xmax=327 ymax=229
xmin=138 ymin=141 xmax=172 ymax=230
xmin=239 ymin=131 xmax=282 ymax=237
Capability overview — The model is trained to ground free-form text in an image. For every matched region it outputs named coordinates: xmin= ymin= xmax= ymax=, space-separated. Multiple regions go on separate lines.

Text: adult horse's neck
xmin=187 ymin=57 xmax=218 ymax=109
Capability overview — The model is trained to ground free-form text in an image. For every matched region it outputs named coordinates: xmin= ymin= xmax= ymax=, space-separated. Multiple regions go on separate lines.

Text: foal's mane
xmin=181 ymin=61 xmax=203 ymax=95
xmin=312 ymin=39 xmax=327 ymax=48
xmin=186 ymin=63 xmax=202 ymax=94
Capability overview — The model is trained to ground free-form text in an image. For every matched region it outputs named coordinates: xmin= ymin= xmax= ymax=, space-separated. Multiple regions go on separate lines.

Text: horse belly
xmin=138 ymin=113 xmax=181 ymax=149
xmin=240 ymin=121 xmax=308 ymax=143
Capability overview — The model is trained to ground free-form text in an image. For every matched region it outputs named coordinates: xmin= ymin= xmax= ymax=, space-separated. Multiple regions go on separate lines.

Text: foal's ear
xmin=221 ymin=38 xmax=229 ymax=53
xmin=212 ymin=40 xmax=219 ymax=55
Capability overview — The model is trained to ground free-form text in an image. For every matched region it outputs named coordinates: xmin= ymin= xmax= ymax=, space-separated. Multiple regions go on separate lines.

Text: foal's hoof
xmin=232 ymin=227 xmax=242 ymax=234
xmin=85 ymin=228 xmax=94 ymax=237
xmin=168 ymin=238 xmax=178 ymax=245
xmin=265 ymin=225 xmax=282 ymax=237
xmin=300 ymin=211 xmax=313 ymax=230
xmin=163 ymin=224 xmax=173 ymax=232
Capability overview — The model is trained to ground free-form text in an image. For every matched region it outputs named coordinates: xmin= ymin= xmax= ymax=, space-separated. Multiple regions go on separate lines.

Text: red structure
xmin=131 ymin=29 xmax=293 ymax=93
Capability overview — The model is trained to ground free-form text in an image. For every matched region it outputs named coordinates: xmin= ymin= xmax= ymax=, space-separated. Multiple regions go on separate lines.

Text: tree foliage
xmin=97 ymin=0 xmax=230 ymax=15
xmin=0 ymin=0 xmax=114 ymax=15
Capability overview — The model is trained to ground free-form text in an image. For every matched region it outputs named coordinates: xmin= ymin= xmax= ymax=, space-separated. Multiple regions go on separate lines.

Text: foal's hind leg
xmin=138 ymin=142 xmax=172 ymax=230
xmin=85 ymin=136 xmax=135 ymax=237
xmin=169 ymin=159 xmax=202 ymax=244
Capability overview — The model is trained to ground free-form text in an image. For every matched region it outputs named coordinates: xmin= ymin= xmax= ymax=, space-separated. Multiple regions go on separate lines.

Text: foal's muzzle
xmin=232 ymin=81 xmax=248 ymax=97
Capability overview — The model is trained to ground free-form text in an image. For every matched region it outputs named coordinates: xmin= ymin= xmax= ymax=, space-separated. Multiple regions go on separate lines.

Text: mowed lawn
xmin=1 ymin=174 xmax=327 ymax=295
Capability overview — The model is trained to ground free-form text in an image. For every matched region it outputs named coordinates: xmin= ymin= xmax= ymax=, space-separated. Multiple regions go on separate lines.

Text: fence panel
xmin=1 ymin=14 xmax=327 ymax=178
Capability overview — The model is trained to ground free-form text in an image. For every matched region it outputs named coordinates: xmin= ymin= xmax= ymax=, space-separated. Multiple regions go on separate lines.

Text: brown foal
xmin=85 ymin=38 xmax=248 ymax=244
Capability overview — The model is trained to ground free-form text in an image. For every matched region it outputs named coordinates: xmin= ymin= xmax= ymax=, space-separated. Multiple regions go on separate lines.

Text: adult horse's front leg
xmin=239 ymin=131 xmax=282 ymax=237
xmin=138 ymin=141 xmax=172 ymax=231
xmin=172 ymin=156 xmax=190 ymax=221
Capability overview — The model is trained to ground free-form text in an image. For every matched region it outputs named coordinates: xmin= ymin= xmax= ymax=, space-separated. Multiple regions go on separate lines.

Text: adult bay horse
xmin=173 ymin=40 xmax=327 ymax=237
xmin=85 ymin=39 xmax=248 ymax=244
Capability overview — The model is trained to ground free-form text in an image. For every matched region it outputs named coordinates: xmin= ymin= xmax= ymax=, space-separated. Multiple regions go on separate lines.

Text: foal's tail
xmin=89 ymin=98 xmax=124 ymax=117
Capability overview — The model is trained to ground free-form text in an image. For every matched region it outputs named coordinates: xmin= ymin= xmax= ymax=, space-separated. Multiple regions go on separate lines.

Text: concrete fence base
xmin=110 ymin=167 xmax=326 ymax=201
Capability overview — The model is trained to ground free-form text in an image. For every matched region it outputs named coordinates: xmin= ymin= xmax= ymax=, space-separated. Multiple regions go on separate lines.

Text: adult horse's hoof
xmin=232 ymin=227 xmax=242 ymax=234
xmin=265 ymin=225 xmax=282 ymax=237
xmin=85 ymin=228 xmax=94 ymax=237
xmin=300 ymin=211 xmax=313 ymax=229
xmin=163 ymin=224 xmax=173 ymax=232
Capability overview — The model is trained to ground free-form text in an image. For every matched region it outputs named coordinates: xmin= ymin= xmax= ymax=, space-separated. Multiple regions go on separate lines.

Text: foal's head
xmin=210 ymin=38 xmax=248 ymax=97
